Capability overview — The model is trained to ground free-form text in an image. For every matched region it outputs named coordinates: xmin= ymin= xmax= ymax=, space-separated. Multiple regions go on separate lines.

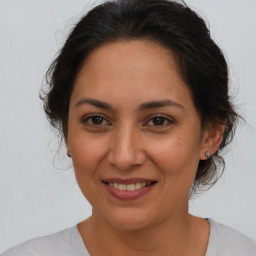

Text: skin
xmin=67 ymin=40 xmax=224 ymax=256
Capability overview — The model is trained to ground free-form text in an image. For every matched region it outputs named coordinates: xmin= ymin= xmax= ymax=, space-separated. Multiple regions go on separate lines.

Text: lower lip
xmin=103 ymin=183 xmax=156 ymax=200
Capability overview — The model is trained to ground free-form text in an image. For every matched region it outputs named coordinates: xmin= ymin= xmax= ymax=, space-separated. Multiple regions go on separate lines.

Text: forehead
xmin=71 ymin=39 xmax=193 ymax=110
xmin=77 ymin=39 xmax=180 ymax=82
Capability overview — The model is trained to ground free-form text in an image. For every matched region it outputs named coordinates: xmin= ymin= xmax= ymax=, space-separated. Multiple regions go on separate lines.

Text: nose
xmin=107 ymin=124 xmax=146 ymax=171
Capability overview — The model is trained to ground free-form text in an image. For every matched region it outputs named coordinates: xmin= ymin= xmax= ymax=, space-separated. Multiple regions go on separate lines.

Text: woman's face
xmin=67 ymin=40 xmax=209 ymax=230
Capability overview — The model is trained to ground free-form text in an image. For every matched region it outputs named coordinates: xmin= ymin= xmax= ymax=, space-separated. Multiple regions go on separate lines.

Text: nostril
xmin=107 ymin=148 xmax=146 ymax=171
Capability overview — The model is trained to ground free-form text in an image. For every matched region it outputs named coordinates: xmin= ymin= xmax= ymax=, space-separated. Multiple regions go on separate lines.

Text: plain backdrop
xmin=0 ymin=0 xmax=256 ymax=252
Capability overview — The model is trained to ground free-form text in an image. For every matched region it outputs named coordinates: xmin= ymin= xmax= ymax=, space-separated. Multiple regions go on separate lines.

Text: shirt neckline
xmin=72 ymin=218 xmax=215 ymax=256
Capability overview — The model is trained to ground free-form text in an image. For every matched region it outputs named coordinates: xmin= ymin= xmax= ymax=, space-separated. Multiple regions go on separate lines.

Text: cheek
xmin=69 ymin=136 xmax=110 ymax=206
xmin=149 ymin=132 xmax=202 ymax=176
xmin=70 ymin=135 xmax=109 ymax=177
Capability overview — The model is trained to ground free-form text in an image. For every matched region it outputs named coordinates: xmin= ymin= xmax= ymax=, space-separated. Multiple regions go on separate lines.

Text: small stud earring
xmin=67 ymin=151 xmax=72 ymax=158
xmin=205 ymin=151 xmax=211 ymax=158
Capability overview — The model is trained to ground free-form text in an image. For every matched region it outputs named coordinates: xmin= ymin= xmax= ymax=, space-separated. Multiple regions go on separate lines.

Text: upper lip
xmin=102 ymin=178 xmax=157 ymax=184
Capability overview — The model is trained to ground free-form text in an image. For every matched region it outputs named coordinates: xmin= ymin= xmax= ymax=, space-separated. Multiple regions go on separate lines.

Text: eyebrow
xmin=138 ymin=99 xmax=184 ymax=111
xmin=75 ymin=98 xmax=184 ymax=111
xmin=75 ymin=98 xmax=114 ymax=110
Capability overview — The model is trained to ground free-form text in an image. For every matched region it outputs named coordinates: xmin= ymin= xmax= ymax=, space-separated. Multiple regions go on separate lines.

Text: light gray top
xmin=2 ymin=219 xmax=256 ymax=255
xmin=205 ymin=219 xmax=256 ymax=255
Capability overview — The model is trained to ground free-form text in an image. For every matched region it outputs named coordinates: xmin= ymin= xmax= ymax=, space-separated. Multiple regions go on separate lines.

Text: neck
xmin=78 ymin=208 xmax=204 ymax=256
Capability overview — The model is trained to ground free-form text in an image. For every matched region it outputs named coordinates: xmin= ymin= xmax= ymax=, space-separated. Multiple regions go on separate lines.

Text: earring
xmin=67 ymin=151 xmax=72 ymax=158
xmin=205 ymin=151 xmax=211 ymax=158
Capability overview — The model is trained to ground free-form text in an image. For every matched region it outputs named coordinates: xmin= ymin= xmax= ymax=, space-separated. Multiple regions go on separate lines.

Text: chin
xmin=101 ymin=207 xmax=158 ymax=231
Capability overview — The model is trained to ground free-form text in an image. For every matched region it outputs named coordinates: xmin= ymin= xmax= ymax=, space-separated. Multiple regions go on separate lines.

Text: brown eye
xmin=90 ymin=116 xmax=104 ymax=125
xmin=152 ymin=116 xmax=165 ymax=126
xmin=83 ymin=115 xmax=110 ymax=126
xmin=145 ymin=115 xmax=174 ymax=127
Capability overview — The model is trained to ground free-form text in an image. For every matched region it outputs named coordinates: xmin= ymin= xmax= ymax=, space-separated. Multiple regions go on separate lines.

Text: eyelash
xmin=81 ymin=114 xmax=175 ymax=128
xmin=82 ymin=114 xmax=111 ymax=127
xmin=144 ymin=114 xmax=175 ymax=128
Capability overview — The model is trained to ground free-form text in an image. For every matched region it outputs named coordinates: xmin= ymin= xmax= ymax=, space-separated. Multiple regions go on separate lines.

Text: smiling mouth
xmin=102 ymin=181 xmax=157 ymax=192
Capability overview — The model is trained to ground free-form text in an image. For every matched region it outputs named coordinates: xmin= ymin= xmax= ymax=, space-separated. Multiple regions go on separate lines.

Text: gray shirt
xmin=2 ymin=219 xmax=256 ymax=255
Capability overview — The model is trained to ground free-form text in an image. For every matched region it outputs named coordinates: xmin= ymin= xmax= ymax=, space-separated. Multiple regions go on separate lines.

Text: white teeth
xmin=127 ymin=184 xmax=135 ymax=191
xmin=118 ymin=184 xmax=126 ymax=191
xmin=135 ymin=183 xmax=142 ymax=190
xmin=107 ymin=182 xmax=153 ymax=191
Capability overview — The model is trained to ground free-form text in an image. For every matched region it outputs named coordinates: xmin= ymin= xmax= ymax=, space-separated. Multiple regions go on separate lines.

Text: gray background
xmin=0 ymin=0 xmax=255 ymax=252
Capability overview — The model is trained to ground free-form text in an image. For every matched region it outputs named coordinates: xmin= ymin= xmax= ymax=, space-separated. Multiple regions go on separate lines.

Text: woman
xmin=2 ymin=0 xmax=255 ymax=255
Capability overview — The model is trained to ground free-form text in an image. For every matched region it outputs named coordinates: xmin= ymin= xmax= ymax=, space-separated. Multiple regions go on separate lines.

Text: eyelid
xmin=81 ymin=114 xmax=111 ymax=126
xmin=143 ymin=114 xmax=176 ymax=127
xmin=80 ymin=113 xmax=175 ymax=128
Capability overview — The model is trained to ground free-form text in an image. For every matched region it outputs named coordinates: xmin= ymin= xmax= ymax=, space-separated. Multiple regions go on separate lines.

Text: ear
xmin=200 ymin=123 xmax=225 ymax=160
xmin=66 ymin=143 xmax=70 ymax=152
xmin=65 ymin=137 xmax=72 ymax=157
xmin=65 ymin=137 xmax=69 ymax=151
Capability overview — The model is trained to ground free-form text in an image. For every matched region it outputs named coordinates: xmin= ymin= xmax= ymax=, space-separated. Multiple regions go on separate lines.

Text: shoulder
xmin=1 ymin=225 xmax=88 ymax=256
xmin=206 ymin=218 xmax=256 ymax=256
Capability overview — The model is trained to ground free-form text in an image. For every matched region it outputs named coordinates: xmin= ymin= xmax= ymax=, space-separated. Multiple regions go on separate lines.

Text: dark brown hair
xmin=41 ymin=0 xmax=238 ymax=192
